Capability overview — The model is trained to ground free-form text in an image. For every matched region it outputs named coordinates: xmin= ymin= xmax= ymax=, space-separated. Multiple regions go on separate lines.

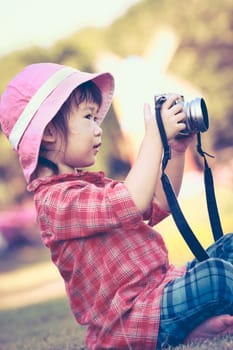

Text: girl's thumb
xmin=143 ymin=102 xmax=152 ymax=125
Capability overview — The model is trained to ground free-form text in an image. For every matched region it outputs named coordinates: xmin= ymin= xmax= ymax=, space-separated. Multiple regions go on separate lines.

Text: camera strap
xmin=196 ymin=133 xmax=224 ymax=241
xmin=155 ymin=98 xmax=223 ymax=261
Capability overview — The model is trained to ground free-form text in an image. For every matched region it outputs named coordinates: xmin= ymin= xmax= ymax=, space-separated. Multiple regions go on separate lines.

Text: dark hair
xmin=37 ymin=80 xmax=102 ymax=175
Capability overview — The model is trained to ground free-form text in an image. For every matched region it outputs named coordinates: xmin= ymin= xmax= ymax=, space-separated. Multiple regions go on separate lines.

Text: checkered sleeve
xmin=146 ymin=200 xmax=170 ymax=227
xmin=38 ymin=180 xmax=143 ymax=240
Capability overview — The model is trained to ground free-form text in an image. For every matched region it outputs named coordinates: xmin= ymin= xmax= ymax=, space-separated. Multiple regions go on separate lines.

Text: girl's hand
xmin=170 ymin=133 xmax=195 ymax=155
xmin=160 ymin=94 xmax=186 ymax=140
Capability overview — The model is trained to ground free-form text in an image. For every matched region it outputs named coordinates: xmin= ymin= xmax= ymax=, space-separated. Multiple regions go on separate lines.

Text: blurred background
xmin=0 ymin=0 xmax=232 ymax=309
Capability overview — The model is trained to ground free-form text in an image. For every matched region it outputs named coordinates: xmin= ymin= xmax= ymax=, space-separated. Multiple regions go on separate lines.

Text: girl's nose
xmin=95 ymin=124 xmax=102 ymax=136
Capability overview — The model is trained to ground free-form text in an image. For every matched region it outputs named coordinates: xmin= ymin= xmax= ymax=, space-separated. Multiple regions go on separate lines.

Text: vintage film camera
xmin=155 ymin=94 xmax=209 ymax=137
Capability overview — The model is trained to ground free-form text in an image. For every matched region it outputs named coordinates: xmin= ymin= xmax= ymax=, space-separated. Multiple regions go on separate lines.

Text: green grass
xmin=1 ymin=297 xmax=233 ymax=350
xmin=0 ymin=298 xmax=86 ymax=350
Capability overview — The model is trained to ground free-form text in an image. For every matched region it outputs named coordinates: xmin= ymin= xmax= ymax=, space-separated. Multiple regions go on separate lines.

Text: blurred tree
xmin=105 ymin=0 xmax=233 ymax=149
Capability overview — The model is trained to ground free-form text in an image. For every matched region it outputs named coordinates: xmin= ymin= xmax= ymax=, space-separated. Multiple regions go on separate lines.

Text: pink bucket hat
xmin=0 ymin=63 xmax=114 ymax=183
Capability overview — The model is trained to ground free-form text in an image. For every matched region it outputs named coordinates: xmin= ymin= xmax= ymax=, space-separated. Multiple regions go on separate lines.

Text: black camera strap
xmin=155 ymin=98 xmax=223 ymax=261
xmin=196 ymin=133 xmax=224 ymax=241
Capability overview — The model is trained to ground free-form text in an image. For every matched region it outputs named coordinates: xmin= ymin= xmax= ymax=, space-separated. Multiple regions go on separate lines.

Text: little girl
xmin=1 ymin=62 xmax=233 ymax=349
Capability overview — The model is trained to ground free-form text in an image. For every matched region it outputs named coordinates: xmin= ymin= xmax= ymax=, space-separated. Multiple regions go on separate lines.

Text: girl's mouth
xmin=93 ymin=142 xmax=101 ymax=149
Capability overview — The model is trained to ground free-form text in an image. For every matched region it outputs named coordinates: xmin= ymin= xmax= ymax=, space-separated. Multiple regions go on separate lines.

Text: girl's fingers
xmin=143 ymin=102 xmax=154 ymax=126
xmin=173 ymin=111 xmax=186 ymax=123
xmin=162 ymin=94 xmax=181 ymax=109
xmin=170 ymin=103 xmax=183 ymax=115
xmin=144 ymin=102 xmax=151 ymax=117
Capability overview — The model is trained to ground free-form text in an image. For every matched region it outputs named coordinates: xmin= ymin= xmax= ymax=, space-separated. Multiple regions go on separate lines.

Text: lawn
xmin=0 ymin=297 xmax=86 ymax=350
xmin=1 ymin=296 xmax=233 ymax=350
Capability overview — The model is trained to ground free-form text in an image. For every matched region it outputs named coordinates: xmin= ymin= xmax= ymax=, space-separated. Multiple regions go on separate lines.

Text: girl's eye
xmin=85 ymin=114 xmax=99 ymax=123
xmin=85 ymin=114 xmax=92 ymax=120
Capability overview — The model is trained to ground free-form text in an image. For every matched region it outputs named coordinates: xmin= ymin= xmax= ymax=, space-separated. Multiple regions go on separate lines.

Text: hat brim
xmin=19 ymin=70 xmax=114 ymax=183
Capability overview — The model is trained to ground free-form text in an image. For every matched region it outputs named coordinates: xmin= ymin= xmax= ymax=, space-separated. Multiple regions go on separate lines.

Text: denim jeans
xmin=157 ymin=233 xmax=233 ymax=349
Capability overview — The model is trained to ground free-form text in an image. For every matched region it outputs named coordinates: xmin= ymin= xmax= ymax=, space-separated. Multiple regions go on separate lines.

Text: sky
xmin=0 ymin=0 xmax=141 ymax=55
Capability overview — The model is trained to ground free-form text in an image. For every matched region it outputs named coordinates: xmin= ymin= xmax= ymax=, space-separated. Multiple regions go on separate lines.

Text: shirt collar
xmin=27 ymin=170 xmax=106 ymax=192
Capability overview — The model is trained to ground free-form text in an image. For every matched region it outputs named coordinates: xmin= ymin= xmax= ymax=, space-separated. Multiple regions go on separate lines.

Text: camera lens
xmin=189 ymin=97 xmax=209 ymax=132
xmin=200 ymin=98 xmax=209 ymax=131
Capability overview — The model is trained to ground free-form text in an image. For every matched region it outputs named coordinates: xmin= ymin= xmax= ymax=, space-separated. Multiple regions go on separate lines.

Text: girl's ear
xmin=42 ymin=122 xmax=57 ymax=143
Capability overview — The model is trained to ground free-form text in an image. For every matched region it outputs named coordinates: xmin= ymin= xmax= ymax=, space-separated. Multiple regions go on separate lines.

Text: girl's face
xmin=55 ymin=99 xmax=102 ymax=173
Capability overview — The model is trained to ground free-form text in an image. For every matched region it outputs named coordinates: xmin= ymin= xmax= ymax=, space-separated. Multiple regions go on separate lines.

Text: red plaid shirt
xmin=28 ymin=171 xmax=186 ymax=350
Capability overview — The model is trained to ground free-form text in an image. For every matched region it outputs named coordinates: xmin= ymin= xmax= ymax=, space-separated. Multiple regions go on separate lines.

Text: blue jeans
xmin=157 ymin=233 xmax=233 ymax=349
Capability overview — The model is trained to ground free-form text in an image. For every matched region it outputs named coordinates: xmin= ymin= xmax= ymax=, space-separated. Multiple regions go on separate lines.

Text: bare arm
xmin=124 ymin=103 xmax=163 ymax=213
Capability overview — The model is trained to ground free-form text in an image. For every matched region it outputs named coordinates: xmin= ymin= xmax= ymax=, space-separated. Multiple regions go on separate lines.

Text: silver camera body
xmin=155 ymin=94 xmax=209 ymax=137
